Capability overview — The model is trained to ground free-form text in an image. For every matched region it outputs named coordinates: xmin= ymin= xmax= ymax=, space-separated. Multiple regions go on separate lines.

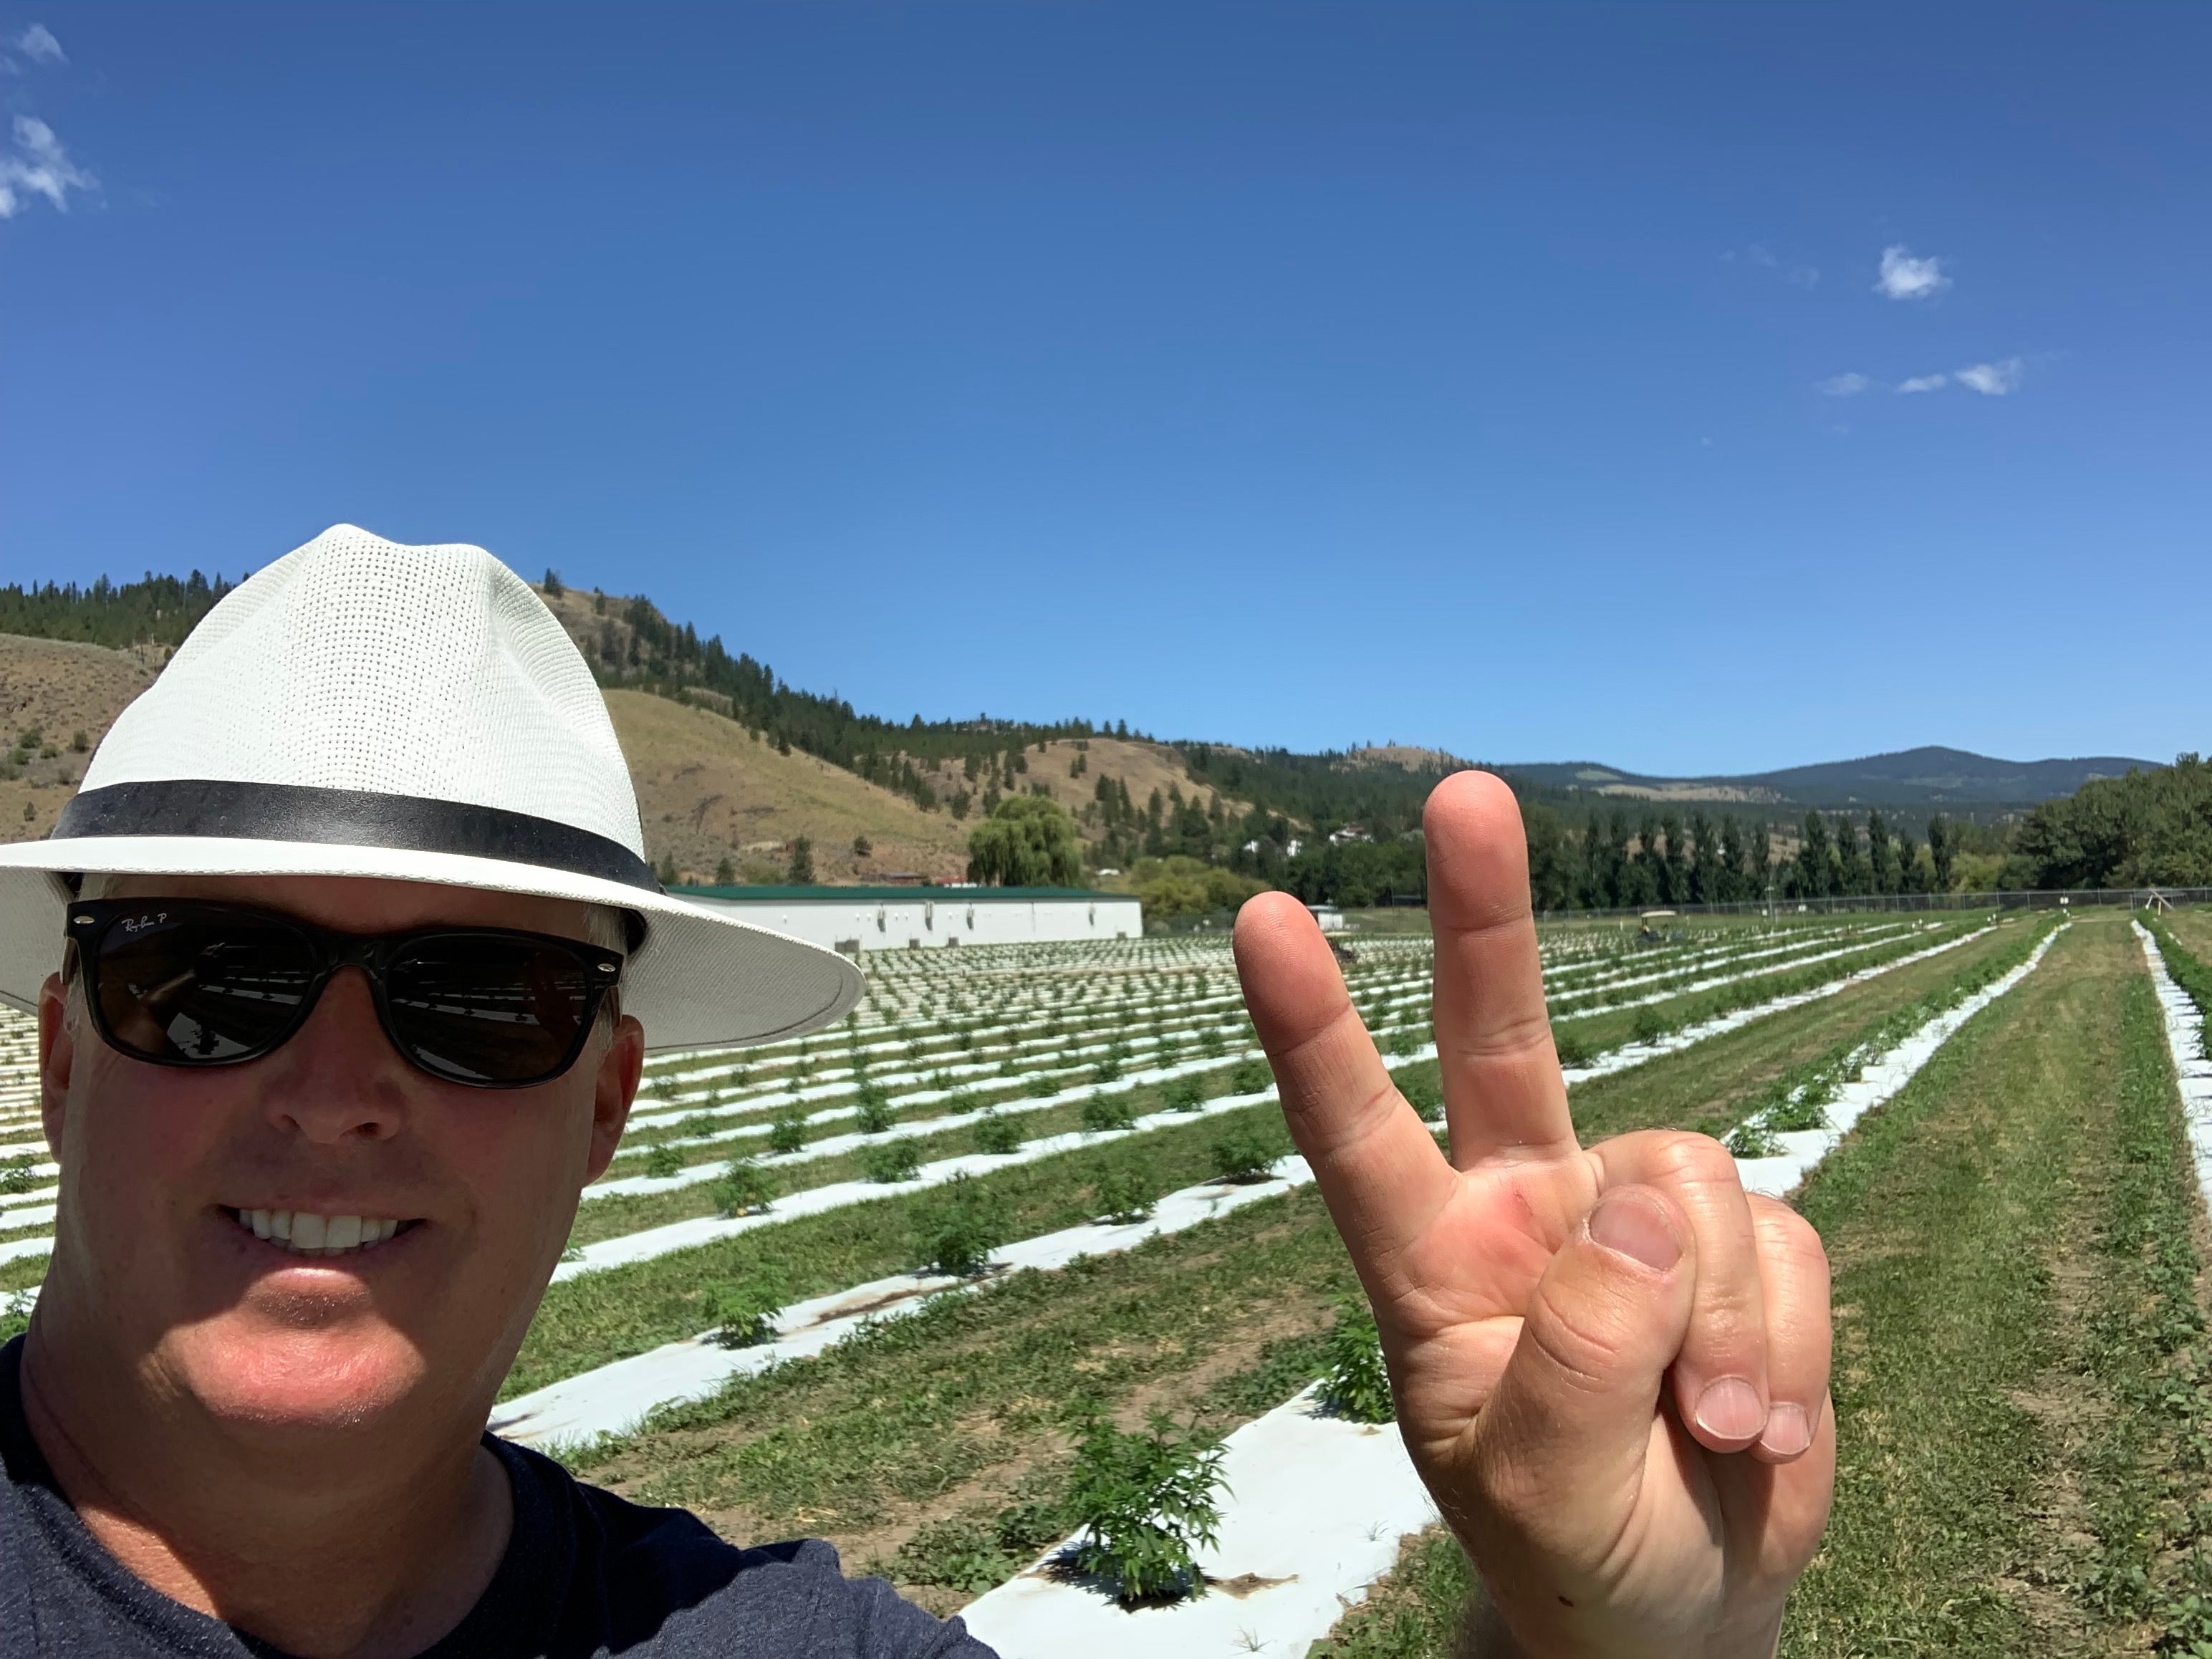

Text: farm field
xmin=8 ymin=905 xmax=2205 ymax=1654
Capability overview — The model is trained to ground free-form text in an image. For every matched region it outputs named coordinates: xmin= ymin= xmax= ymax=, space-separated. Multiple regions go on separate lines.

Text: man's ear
xmin=37 ymin=971 xmax=73 ymax=1154
xmin=582 ymin=1012 xmax=645 ymax=1184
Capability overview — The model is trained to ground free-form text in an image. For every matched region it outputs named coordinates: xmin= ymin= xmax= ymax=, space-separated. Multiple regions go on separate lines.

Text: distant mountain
xmin=1504 ymin=746 xmax=2162 ymax=810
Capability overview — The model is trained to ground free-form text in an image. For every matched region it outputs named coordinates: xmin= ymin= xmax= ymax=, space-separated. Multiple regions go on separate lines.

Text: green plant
xmin=711 ymin=1157 xmax=779 ymax=1216
xmin=1388 ymin=1026 xmax=1425 ymax=1057
xmin=767 ymin=1110 xmax=809 ymax=1154
xmin=1317 ymin=1297 xmax=1394 ymax=1423
xmin=1025 ymin=1071 xmax=1060 ymax=1098
xmin=1552 ymin=1029 xmax=1595 ymax=1069
xmin=1724 ymin=1120 xmax=1782 ymax=1158
xmin=973 ymin=1110 xmax=1024 ymax=1155
xmin=1630 ymin=1005 xmax=1669 ymax=1044
xmin=0 ymin=1164 xmax=35 ymax=1196
xmin=855 ymin=1084 xmax=897 ymax=1135
xmin=1198 ymin=1026 xmax=1226 ymax=1057
xmin=1209 ymin=1122 xmax=1279 ymax=1183
xmin=1162 ymin=1076 xmax=1205 ymax=1112
xmin=914 ymin=1175 xmax=1009 ymax=1276
xmin=860 ymin=1139 xmax=923 ymax=1184
xmin=642 ymin=1143 xmax=684 ymax=1179
xmin=1095 ymin=1168 xmax=1154 ymax=1223
xmin=1081 ymin=1094 xmax=1138 ymax=1133
xmin=1228 ymin=1058 xmax=1271 ymax=1095
xmin=704 ymin=1270 xmax=787 ymax=1348
xmin=1062 ymin=1411 xmax=1226 ymax=1605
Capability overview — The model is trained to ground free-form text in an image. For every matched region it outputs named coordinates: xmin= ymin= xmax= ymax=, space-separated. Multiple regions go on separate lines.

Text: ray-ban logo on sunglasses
xmin=118 ymin=913 xmax=169 ymax=933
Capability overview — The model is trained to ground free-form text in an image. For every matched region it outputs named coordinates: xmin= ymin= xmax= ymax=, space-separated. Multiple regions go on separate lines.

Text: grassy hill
xmin=0 ymin=629 xmax=1246 ymax=884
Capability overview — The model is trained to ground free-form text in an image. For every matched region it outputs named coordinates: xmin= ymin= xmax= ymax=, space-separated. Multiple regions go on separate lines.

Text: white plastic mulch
xmin=2135 ymin=922 xmax=2212 ymax=1209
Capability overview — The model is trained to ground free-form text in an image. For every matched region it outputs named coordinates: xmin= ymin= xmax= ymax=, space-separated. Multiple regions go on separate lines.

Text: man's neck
xmin=19 ymin=1313 xmax=514 ymax=1659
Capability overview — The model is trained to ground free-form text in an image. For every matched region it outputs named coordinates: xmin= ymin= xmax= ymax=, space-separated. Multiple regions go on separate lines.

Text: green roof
xmin=673 ymin=883 xmax=1133 ymax=903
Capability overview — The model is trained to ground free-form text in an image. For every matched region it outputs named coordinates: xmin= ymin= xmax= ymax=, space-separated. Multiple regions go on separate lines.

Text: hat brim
xmin=0 ymin=835 xmax=865 ymax=1053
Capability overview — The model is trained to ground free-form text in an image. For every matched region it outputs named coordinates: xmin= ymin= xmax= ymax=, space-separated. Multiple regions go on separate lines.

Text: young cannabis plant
xmin=712 ymin=1156 xmax=779 ymax=1216
xmin=1317 ymin=1297 xmax=1395 ymax=1423
xmin=915 ymin=1175 xmax=1009 ymax=1277
xmin=767 ymin=1109 xmax=810 ymax=1155
xmin=642 ymin=1143 xmax=685 ymax=1179
xmin=860 ymin=1138 xmax=923 ymax=1185
xmin=1081 ymin=1093 xmax=1138 ymax=1133
xmin=1209 ymin=1122 xmax=1279 ymax=1184
xmin=1063 ymin=1411 xmax=1227 ymax=1605
xmin=973 ymin=1110 xmax=1024 ymax=1155
xmin=706 ymin=1270 xmax=787 ymax=1349
xmin=1094 ymin=1168 xmax=1153 ymax=1224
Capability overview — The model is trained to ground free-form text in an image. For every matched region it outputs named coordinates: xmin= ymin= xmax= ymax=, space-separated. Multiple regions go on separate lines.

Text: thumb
xmin=1470 ymin=1185 xmax=1696 ymax=1538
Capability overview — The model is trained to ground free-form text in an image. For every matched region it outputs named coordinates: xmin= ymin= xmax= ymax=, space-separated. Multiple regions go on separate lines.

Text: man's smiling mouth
xmin=223 ymin=1208 xmax=417 ymax=1258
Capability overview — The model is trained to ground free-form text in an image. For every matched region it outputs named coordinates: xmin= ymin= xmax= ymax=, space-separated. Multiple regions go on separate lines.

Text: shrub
xmin=860 ymin=1139 xmax=923 ymax=1184
xmin=1317 ymin=1297 xmax=1394 ymax=1423
xmin=1095 ymin=1168 xmax=1154 ymax=1223
xmin=0 ymin=1163 xmax=37 ymax=1196
xmin=1209 ymin=1122 xmax=1279 ymax=1183
xmin=1630 ymin=1006 xmax=1670 ymax=1044
xmin=1552 ymin=1029 xmax=1595 ymax=1069
xmin=704 ymin=1270 xmax=787 ymax=1347
xmin=944 ymin=1087 xmax=981 ymax=1116
xmin=855 ymin=1085 xmax=897 ymax=1135
xmin=1025 ymin=1071 xmax=1060 ymax=1098
xmin=642 ymin=1143 xmax=684 ymax=1179
xmin=915 ymin=1175 xmax=1009 ymax=1276
xmin=1228 ymin=1058 xmax=1271 ymax=1095
xmin=1092 ymin=1051 xmax=1124 ymax=1085
xmin=1062 ymin=1412 xmax=1226 ymax=1605
xmin=1161 ymin=1076 xmax=1205 ymax=1112
xmin=1198 ymin=1026 xmax=1226 ymax=1057
xmin=767 ymin=1110 xmax=809 ymax=1155
xmin=712 ymin=1157 xmax=779 ymax=1216
xmin=973 ymin=1110 xmax=1024 ymax=1155
xmin=1388 ymin=1026 xmax=1425 ymax=1058
xmin=1081 ymin=1094 xmax=1138 ymax=1133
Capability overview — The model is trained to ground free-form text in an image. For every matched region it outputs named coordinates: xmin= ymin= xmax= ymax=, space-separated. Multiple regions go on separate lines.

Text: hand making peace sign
xmin=1234 ymin=771 xmax=1835 ymax=1659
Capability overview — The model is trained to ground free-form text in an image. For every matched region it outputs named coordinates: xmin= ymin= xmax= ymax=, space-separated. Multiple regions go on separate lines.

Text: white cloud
xmin=1789 ymin=264 xmax=1819 ymax=287
xmin=1954 ymin=357 xmax=2023 ymax=395
xmin=1875 ymin=244 xmax=1951 ymax=301
xmin=1817 ymin=372 xmax=1870 ymax=397
xmin=14 ymin=24 xmax=62 ymax=64
xmin=1895 ymin=374 xmax=1948 ymax=394
xmin=0 ymin=115 xmax=95 ymax=217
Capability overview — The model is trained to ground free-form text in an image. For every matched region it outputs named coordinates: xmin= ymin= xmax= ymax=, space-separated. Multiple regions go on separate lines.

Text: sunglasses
xmin=67 ymin=898 xmax=625 ymax=1089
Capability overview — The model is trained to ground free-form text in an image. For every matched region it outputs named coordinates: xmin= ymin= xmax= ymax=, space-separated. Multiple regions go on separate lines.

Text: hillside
xmin=0 ymin=630 xmax=1246 ymax=883
xmin=1505 ymin=745 xmax=2159 ymax=812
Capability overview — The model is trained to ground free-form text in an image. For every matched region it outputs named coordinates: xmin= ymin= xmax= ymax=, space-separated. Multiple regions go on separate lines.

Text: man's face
xmin=35 ymin=874 xmax=643 ymax=1437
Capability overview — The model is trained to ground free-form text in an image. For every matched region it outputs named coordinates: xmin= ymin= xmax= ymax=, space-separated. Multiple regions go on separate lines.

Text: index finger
xmin=1234 ymin=891 xmax=1458 ymax=1290
xmin=1424 ymin=771 xmax=1577 ymax=1163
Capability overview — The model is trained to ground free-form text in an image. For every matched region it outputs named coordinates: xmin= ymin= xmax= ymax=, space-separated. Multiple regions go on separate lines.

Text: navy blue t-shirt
xmin=0 ymin=1338 xmax=997 ymax=1658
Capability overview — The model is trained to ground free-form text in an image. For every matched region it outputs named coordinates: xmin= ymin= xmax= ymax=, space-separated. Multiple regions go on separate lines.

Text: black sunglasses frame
xmin=65 ymin=897 xmax=625 ymax=1090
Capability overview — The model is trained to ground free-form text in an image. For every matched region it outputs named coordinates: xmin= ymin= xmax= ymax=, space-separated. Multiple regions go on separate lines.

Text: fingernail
xmin=1759 ymin=1400 xmax=1812 ymax=1458
xmin=1694 ymin=1377 xmax=1766 ymax=1443
xmin=1587 ymin=1191 xmax=1682 ymax=1271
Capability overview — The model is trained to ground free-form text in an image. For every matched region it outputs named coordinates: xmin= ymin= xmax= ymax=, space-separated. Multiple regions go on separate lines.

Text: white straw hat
xmin=0 ymin=524 xmax=865 ymax=1052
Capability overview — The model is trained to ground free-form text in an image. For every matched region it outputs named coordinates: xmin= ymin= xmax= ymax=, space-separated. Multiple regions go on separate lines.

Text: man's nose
xmin=261 ymin=967 xmax=410 ymax=1144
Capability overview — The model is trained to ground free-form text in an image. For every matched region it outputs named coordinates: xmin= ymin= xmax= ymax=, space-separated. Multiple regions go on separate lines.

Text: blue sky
xmin=0 ymin=4 xmax=2203 ymax=774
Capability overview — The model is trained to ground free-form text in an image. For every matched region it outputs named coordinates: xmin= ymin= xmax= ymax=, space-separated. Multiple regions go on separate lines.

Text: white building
xmin=1307 ymin=903 xmax=1347 ymax=933
xmin=678 ymin=884 xmax=1144 ymax=954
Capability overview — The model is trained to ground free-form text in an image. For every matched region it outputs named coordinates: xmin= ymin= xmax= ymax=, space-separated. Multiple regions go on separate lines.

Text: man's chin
xmin=160 ymin=1317 xmax=433 ymax=1434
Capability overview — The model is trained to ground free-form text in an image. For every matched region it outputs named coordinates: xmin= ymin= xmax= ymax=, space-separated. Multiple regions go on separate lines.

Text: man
xmin=0 ymin=526 xmax=1832 ymax=1657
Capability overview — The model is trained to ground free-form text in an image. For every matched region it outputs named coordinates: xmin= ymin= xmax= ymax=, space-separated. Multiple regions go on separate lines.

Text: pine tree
xmin=1831 ymin=814 xmax=1865 ymax=896
xmin=787 ymin=837 xmax=814 ymax=884
xmin=1865 ymin=811 xmax=1896 ymax=893
xmin=1660 ymin=813 xmax=1688 ymax=904
xmin=1746 ymin=819 xmax=1770 ymax=896
xmin=1718 ymin=817 xmax=1746 ymax=902
xmin=1928 ymin=814 xmax=1956 ymax=891
xmin=1796 ymin=812 xmax=1831 ymax=898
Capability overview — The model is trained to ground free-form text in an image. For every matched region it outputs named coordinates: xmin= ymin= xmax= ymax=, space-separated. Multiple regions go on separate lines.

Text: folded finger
xmin=1592 ymin=1130 xmax=1770 ymax=1453
xmin=1745 ymin=1194 xmax=1832 ymax=1463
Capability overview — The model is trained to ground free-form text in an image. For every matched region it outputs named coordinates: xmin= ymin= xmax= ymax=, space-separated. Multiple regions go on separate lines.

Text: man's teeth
xmin=234 ymin=1209 xmax=406 ymax=1257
